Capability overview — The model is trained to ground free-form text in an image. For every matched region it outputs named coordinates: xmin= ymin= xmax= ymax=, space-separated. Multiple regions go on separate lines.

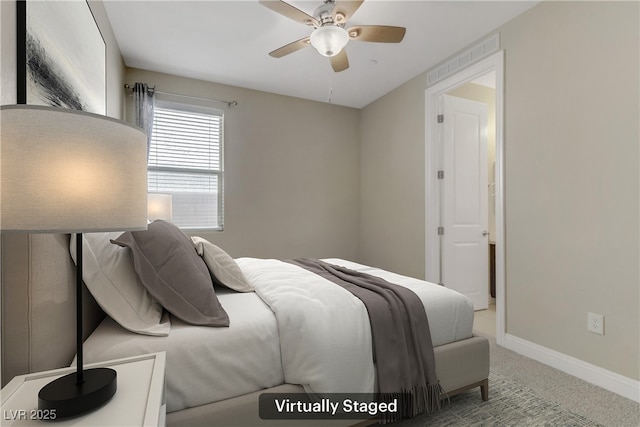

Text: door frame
xmin=425 ymin=50 xmax=506 ymax=345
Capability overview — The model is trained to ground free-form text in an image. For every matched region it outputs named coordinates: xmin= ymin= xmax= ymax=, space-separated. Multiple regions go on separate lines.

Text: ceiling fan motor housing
xmin=314 ymin=2 xmax=337 ymax=26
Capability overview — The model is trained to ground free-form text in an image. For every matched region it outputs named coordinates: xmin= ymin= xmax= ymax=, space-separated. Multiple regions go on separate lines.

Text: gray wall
xmin=0 ymin=0 xmax=17 ymax=105
xmin=500 ymin=0 xmax=639 ymax=381
xmin=125 ymin=68 xmax=362 ymax=260
xmin=359 ymin=1 xmax=639 ymax=381
xmin=360 ymin=80 xmax=428 ymax=279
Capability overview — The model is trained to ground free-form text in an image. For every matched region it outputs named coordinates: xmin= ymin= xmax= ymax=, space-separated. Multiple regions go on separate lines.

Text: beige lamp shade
xmin=1 ymin=105 xmax=148 ymax=233
xmin=147 ymin=193 xmax=173 ymax=221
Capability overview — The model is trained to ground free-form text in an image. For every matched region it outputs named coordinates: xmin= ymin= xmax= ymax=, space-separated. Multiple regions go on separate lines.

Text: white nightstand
xmin=1 ymin=352 xmax=166 ymax=427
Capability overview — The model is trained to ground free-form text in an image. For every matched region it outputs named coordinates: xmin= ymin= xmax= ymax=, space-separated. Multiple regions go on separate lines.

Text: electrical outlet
xmin=587 ymin=312 xmax=604 ymax=335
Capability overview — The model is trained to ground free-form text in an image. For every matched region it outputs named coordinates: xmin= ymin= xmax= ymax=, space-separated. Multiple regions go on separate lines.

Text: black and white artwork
xmin=19 ymin=0 xmax=106 ymax=114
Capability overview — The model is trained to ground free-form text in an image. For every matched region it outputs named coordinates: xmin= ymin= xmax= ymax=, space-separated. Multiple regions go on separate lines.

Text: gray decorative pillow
xmin=112 ymin=220 xmax=229 ymax=327
xmin=192 ymin=236 xmax=254 ymax=292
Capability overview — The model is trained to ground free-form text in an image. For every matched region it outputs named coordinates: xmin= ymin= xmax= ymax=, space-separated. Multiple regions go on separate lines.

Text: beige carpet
xmin=483 ymin=332 xmax=639 ymax=427
xmin=381 ymin=371 xmax=604 ymax=426
xmin=380 ymin=312 xmax=640 ymax=426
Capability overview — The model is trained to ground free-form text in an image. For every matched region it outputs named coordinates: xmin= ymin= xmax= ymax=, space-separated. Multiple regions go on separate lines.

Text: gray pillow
xmin=112 ymin=220 xmax=229 ymax=327
xmin=192 ymin=236 xmax=254 ymax=292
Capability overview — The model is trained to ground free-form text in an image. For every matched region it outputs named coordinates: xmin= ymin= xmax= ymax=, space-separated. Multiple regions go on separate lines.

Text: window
xmin=148 ymin=100 xmax=223 ymax=230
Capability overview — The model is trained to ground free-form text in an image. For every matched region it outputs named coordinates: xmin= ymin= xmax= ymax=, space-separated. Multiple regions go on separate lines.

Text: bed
xmin=1 ymin=229 xmax=489 ymax=427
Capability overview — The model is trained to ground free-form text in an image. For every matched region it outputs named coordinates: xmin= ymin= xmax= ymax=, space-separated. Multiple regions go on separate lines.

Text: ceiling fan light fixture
xmin=310 ymin=25 xmax=349 ymax=57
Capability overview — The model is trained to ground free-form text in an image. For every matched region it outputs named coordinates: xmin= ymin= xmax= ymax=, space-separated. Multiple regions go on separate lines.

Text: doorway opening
xmin=425 ymin=51 xmax=505 ymax=345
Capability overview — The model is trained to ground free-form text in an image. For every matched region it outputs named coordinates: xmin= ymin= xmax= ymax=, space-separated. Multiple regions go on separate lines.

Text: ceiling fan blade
xmin=330 ymin=49 xmax=349 ymax=72
xmin=259 ymin=0 xmax=319 ymax=27
xmin=269 ymin=37 xmax=311 ymax=58
xmin=332 ymin=0 xmax=364 ymax=24
xmin=347 ymin=25 xmax=406 ymax=43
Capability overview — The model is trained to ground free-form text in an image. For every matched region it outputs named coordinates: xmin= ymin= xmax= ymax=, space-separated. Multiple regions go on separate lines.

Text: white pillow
xmin=192 ymin=236 xmax=254 ymax=292
xmin=70 ymin=232 xmax=170 ymax=336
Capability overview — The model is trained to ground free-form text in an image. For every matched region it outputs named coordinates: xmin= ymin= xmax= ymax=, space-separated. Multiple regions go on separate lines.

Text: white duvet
xmin=82 ymin=258 xmax=474 ymax=412
xmin=81 ymin=288 xmax=284 ymax=413
xmin=322 ymin=259 xmax=474 ymax=347
xmin=239 ymin=258 xmax=474 ymax=397
xmin=237 ymin=258 xmax=376 ymax=396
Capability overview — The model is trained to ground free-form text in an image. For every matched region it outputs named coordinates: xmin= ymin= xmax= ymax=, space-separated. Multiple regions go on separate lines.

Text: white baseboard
xmin=503 ymin=333 xmax=640 ymax=403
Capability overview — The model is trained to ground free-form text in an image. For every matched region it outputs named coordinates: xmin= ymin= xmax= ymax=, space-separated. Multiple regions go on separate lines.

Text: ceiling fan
xmin=259 ymin=0 xmax=406 ymax=72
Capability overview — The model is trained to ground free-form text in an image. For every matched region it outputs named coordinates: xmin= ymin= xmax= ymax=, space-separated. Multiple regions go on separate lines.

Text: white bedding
xmin=322 ymin=259 xmax=474 ymax=347
xmin=239 ymin=258 xmax=376 ymax=396
xmin=239 ymin=258 xmax=474 ymax=398
xmin=81 ymin=258 xmax=474 ymax=413
xmin=81 ymin=288 xmax=284 ymax=413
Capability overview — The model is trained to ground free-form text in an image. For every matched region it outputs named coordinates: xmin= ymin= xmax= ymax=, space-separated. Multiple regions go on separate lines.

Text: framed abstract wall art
xmin=17 ymin=0 xmax=106 ymax=114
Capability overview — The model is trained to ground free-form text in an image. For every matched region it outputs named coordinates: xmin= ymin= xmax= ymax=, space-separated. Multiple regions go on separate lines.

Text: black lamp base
xmin=38 ymin=368 xmax=117 ymax=419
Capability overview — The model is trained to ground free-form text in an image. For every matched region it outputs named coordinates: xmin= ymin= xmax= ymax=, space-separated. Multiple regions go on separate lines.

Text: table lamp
xmin=0 ymin=105 xmax=148 ymax=418
xmin=147 ymin=193 xmax=173 ymax=222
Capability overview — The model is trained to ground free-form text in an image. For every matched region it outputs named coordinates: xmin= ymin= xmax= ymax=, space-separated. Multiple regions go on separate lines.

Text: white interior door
xmin=441 ymin=95 xmax=489 ymax=310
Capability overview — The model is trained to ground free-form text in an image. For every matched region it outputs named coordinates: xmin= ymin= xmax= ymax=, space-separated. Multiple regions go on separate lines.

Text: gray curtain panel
xmin=133 ymin=82 xmax=155 ymax=158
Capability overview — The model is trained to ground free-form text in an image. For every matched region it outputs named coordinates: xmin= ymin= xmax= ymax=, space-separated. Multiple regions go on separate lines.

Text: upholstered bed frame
xmin=1 ymin=234 xmax=489 ymax=426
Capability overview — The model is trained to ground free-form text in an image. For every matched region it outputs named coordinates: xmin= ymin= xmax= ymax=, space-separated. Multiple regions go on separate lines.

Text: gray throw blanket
xmin=286 ymin=258 xmax=446 ymax=423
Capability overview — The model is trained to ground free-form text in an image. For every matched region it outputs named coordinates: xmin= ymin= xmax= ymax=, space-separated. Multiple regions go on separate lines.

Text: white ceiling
xmin=104 ymin=1 xmax=538 ymax=108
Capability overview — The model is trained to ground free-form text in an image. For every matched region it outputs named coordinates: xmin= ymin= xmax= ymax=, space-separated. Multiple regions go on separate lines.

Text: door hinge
xmin=437 ymin=114 xmax=444 ymax=123
xmin=437 ymin=226 xmax=445 ymax=236
xmin=437 ymin=170 xmax=444 ymax=179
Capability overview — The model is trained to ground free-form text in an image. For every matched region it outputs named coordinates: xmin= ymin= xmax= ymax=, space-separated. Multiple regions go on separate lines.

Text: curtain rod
xmin=124 ymin=84 xmax=238 ymax=108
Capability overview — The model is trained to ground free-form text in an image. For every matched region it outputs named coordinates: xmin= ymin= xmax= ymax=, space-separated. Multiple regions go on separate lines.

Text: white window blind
xmin=148 ymin=102 xmax=223 ymax=230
